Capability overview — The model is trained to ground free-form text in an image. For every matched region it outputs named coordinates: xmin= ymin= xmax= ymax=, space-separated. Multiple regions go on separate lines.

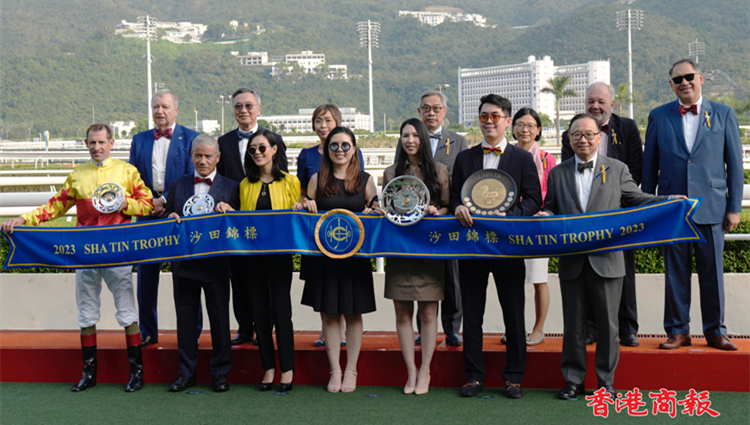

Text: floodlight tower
xmin=138 ymin=15 xmax=158 ymax=129
xmin=689 ymin=38 xmax=706 ymax=64
xmin=616 ymin=9 xmax=644 ymax=119
xmin=358 ymin=20 xmax=380 ymax=133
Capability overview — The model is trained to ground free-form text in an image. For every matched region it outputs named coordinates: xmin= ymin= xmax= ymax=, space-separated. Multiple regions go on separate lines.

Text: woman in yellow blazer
xmin=240 ymin=129 xmax=302 ymax=392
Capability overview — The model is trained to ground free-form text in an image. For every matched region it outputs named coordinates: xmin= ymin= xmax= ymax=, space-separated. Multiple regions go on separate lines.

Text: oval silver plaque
xmin=92 ymin=183 xmax=125 ymax=214
xmin=182 ymin=193 xmax=215 ymax=217
xmin=382 ymin=175 xmax=431 ymax=226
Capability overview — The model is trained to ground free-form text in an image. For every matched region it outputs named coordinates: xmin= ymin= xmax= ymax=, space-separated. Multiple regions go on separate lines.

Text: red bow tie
xmin=482 ymin=145 xmax=502 ymax=155
xmin=155 ymin=128 xmax=173 ymax=139
xmin=194 ymin=176 xmax=212 ymax=185
xmin=679 ymin=104 xmax=698 ymax=116
xmin=600 ymin=123 xmax=609 ymax=134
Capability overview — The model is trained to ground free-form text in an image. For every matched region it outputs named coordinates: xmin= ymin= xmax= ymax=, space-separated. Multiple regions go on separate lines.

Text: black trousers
xmin=229 ymin=256 xmax=255 ymax=337
xmin=459 ymin=258 xmax=526 ymax=384
xmin=587 ymin=249 xmax=638 ymax=337
xmin=417 ymin=259 xmax=462 ymax=334
xmin=248 ymin=254 xmax=295 ymax=373
xmin=176 ymin=276 xmax=231 ymax=378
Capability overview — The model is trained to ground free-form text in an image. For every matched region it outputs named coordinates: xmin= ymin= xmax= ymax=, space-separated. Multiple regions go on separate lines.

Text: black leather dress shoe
xmin=445 ymin=333 xmax=463 ymax=346
xmin=169 ymin=375 xmax=197 ymax=392
xmin=231 ymin=333 xmax=251 ymax=346
xmin=415 ymin=334 xmax=422 ymax=346
xmin=620 ymin=334 xmax=640 ymax=347
xmin=460 ymin=381 xmax=484 ymax=397
xmin=504 ymin=381 xmax=523 ymax=399
xmin=558 ymin=381 xmax=585 ymax=400
xmin=585 ymin=334 xmax=597 ymax=345
xmin=212 ymin=375 xmax=229 ymax=392
xmin=601 ymin=385 xmax=617 ymax=400
xmin=141 ymin=336 xmax=159 ymax=347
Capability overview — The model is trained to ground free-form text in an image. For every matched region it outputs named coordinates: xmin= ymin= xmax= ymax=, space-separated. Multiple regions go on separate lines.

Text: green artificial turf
xmin=0 ymin=383 xmax=747 ymax=424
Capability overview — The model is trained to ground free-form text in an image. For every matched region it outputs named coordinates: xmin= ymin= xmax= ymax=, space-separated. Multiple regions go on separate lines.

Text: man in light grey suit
xmin=539 ymin=114 xmax=682 ymax=399
xmin=396 ymin=90 xmax=469 ymax=346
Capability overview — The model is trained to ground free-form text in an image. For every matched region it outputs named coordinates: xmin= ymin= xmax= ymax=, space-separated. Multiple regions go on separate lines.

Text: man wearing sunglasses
xmin=217 ymin=87 xmax=289 ymax=347
xmin=561 ymin=82 xmax=644 ymax=348
xmin=449 ymin=94 xmax=542 ymax=399
xmin=643 ymin=59 xmax=743 ymax=352
xmin=394 ymin=90 xmax=469 ymax=348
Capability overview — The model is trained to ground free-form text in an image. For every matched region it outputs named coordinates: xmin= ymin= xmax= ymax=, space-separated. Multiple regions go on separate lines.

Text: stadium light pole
xmin=216 ymin=95 xmax=230 ymax=134
xmin=436 ymin=84 xmax=450 ymax=93
xmin=138 ymin=15 xmax=157 ymax=129
xmin=688 ymin=38 xmax=706 ymax=64
xmin=358 ymin=20 xmax=380 ymax=133
xmin=616 ymin=9 xmax=643 ymax=119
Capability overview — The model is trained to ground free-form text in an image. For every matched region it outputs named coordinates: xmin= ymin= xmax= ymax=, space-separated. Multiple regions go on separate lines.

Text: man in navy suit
xmin=165 ymin=135 xmax=239 ymax=392
xmin=450 ymin=94 xmax=542 ymax=399
xmin=643 ymin=59 xmax=743 ymax=351
xmin=129 ymin=89 xmax=201 ymax=346
xmin=561 ymin=82 xmax=643 ymax=347
xmin=217 ymin=88 xmax=288 ymax=346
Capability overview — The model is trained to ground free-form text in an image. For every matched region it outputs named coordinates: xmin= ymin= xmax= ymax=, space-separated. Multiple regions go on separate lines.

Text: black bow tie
xmin=238 ymin=130 xmax=253 ymax=140
xmin=600 ymin=123 xmax=609 ymax=134
xmin=429 ymin=132 xmax=441 ymax=139
xmin=577 ymin=161 xmax=594 ymax=173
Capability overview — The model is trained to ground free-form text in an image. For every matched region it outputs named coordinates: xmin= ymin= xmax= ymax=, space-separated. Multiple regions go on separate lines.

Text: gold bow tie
xmin=482 ymin=145 xmax=502 ymax=155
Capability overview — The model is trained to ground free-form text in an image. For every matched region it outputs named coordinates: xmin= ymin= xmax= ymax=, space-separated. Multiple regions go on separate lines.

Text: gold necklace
xmin=261 ymin=182 xmax=268 ymax=196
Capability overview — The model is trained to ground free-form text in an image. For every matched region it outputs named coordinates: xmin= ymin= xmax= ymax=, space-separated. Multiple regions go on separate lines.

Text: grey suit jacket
xmin=395 ymin=127 xmax=468 ymax=176
xmin=543 ymin=155 xmax=668 ymax=280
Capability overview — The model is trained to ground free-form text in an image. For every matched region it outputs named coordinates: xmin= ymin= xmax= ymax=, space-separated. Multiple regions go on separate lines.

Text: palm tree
xmin=541 ymin=76 xmax=577 ymax=145
xmin=614 ymin=82 xmax=642 ymax=117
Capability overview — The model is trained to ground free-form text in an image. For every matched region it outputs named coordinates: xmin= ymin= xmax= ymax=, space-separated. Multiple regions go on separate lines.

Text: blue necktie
xmin=238 ymin=130 xmax=253 ymax=140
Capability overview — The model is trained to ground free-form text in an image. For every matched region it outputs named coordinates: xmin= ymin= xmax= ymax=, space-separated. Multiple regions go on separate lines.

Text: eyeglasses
xmin=478 ymin=113 xmax=509 ymax=124
xmin=420 ymin=105 xmax=444 ymax=113
xmin=569 ymin=132 xmax=599 ymax=141
xmin=329 ymin=142 xmax=352 ymax=152
xmin=233 ymin=103 xmax=257 ymax=112
xmin=514 ymin=123 xmax=538 ymax=131
xmin=247 ymin=145 xmax=269 ymax=155
xmin=671 ymin=73 xmax=696 ymax=85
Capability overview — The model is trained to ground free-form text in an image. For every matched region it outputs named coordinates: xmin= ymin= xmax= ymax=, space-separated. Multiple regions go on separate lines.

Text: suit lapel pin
xmin=595 ymin=165 xmax=610 ymax=184
xmin=446 ymin=138 xmax=451 ymax=155
xmin=704 ymin=111 xmax=711 ymax=128
xmin=611 ymin=129 xmax=619 ymax=145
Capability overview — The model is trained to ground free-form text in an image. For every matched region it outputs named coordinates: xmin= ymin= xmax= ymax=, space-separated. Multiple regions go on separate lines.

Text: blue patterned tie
xmin=238 ymin=130 xmax=253 ymax=140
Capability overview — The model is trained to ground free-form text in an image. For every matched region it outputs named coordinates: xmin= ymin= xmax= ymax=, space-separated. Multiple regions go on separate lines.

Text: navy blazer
xmin=561 ymin=113 xmax=643 ymax=185
xmin=129 ymin=124 xmax=199 ymax=199
xmin=449 ymin=143 xmax=542 ymax=217
xmin=217 ymin=127 xmax=288 ymax=183
xmin=165 ymin=173 xmax=240 ymax=283
xmin=642 ymin=99 xmax=743 ymax=224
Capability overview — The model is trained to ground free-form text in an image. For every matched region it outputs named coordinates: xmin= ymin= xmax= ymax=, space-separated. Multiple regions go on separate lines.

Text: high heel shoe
xmin=403 ymin=368 xmax=417 ymax=394
xmin=415 ymin=374 xmax=431 ymax=395
xmin=342 ymin=370 xmax=358 ymax=393
xmin=280 ymin=371 xmax=294 ymax=392
xmin=260 ymin=382 xmax=273 ymax=391
xmin=327 ymin=370 xmax=342 ymax=393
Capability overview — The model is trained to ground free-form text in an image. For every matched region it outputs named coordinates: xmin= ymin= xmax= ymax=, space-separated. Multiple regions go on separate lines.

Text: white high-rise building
xmin=260 ymin=108 xmax=370 ymax=133
xmin=458 ymin=56 xmax=610 ymax=126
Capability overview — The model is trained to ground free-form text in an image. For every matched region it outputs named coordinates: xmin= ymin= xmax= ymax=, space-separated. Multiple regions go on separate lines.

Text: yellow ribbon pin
xmin=705 ymin=111 xmax=711 ymax=128
xmin=611 ymin=129 xmax=618 ymax=145
xmin=602 ymin=165 xmax=606 ymax=184
xmin=446 ymin=138 xmax=450 ymax=155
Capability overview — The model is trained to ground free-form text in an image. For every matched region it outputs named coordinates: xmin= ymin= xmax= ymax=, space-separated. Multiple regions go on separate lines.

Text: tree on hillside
xmin=541 ymin=76 xmax=577 ymax=145
xmin=614 ymin=82 xmax=642 ymax=117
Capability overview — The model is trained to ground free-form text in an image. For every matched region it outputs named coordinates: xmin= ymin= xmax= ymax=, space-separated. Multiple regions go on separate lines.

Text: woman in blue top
xmin=296 ymin=104 xmax=364 ymax=348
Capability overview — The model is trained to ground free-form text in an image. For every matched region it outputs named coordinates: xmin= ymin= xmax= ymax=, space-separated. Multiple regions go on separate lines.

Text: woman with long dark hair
xmin=383 ymin=118 xmax=450 ymax=395
xmin=299 ymin=127 xmax=380 ymax=394
xmin=241 ymin=129 xmax=302 ymax=392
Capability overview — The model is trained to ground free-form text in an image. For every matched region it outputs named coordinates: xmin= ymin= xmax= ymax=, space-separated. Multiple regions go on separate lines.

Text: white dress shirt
xmin=193 ymin=169 xmax=217 ymax=195
xmin=239 ymin=123 xmax=259 ymax=169
xmin=574 ymin=153 xmax=598 ymax=212
xmin=481 ymin=138 xmax=507 ymax=170
xmin=429 ymin=125 xmax=443 ymax=156
xmin=598 ymin=118 xmax=609 ymax=157
xmin=151 ymin=123 xmax=176 ymax=194
xmin=679 ymin=96 xmax=703 ymax=153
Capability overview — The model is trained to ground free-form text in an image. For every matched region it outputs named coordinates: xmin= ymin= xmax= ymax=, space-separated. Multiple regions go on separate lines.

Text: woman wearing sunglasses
xmin=240 ymin=129 xmax=302 ymax=392
xmin=296 ymin=105 xmax=365 ymax=349
xmin=299 ymin=126 xmax=380 ymax=393
xmin=511 ymin=107 xmax=556 ymax=347
xmin=383 ymin=118 xmax=450 ymax=395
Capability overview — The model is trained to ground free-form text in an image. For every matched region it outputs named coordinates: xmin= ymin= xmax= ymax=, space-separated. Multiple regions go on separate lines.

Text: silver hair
xmin=669 ymin=59 xmax=701 ymax=76
xmin=420 ymin=90 xmax=448 ymax=108
xmin=191 ymin=134 xmax=219 ymax=154
xmin=586 ymin=82 xmax=615 ymax=101
xmin=231 ymin=88 xmax=261 ymax=105
xmin=152 ymin=89 xmax=178 ymax=108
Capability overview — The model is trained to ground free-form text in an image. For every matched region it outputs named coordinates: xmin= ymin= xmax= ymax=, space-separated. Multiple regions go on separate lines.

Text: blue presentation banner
xmin=3 ymin=199 xmax=703 ymax=269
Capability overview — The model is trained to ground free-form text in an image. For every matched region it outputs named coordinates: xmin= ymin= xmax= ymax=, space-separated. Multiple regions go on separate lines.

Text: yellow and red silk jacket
xmin=22 ymin=157 xmax=154 ymax=227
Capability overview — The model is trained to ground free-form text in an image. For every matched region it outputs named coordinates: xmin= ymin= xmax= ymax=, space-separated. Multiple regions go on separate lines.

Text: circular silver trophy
xmin=92 ymin=183 xmax=125 ymax=214
xmin=382 ymin=175 xmax=431 ymax=226
xmin=183 ymin=193 xmax=215 ymax=217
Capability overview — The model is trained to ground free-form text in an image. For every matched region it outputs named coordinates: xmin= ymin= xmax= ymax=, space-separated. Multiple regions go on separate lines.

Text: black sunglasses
xmin=329 ymin=142 xmax=352 ymax=152
xmin=247 ymin=145 xmax=269 ymax=155
xmin=671 ymin=73 xmax=696 ymax=85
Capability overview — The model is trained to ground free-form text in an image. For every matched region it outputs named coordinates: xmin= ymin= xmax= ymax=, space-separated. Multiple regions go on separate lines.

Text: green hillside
xmin=1 ymin=0 xmax=748 ymax=138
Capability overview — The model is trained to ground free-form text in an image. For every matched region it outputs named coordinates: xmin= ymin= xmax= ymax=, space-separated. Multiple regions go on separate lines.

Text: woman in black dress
xmin=300 ymin=127 xmax=380 ymax=393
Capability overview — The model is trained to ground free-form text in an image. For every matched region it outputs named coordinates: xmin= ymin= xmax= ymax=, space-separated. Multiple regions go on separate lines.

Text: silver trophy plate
xmin=183 ymin=193 xmax=215 ymax=217
xmin=92 ymin=183 xmax=125 ymax=214
xmin=382 ymin=175 xmax=431 ymax=226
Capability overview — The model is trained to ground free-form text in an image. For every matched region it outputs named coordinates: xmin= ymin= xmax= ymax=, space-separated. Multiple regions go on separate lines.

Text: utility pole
xmin=616 ymin=9 xmax=644 ymax=119
xmin=358 ymin=20 xmax=380 ymax=133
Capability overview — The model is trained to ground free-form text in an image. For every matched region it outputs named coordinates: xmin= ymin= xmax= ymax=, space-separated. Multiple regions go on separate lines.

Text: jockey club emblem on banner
xmin=315 ymin=209 xmax=365 ymax=259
